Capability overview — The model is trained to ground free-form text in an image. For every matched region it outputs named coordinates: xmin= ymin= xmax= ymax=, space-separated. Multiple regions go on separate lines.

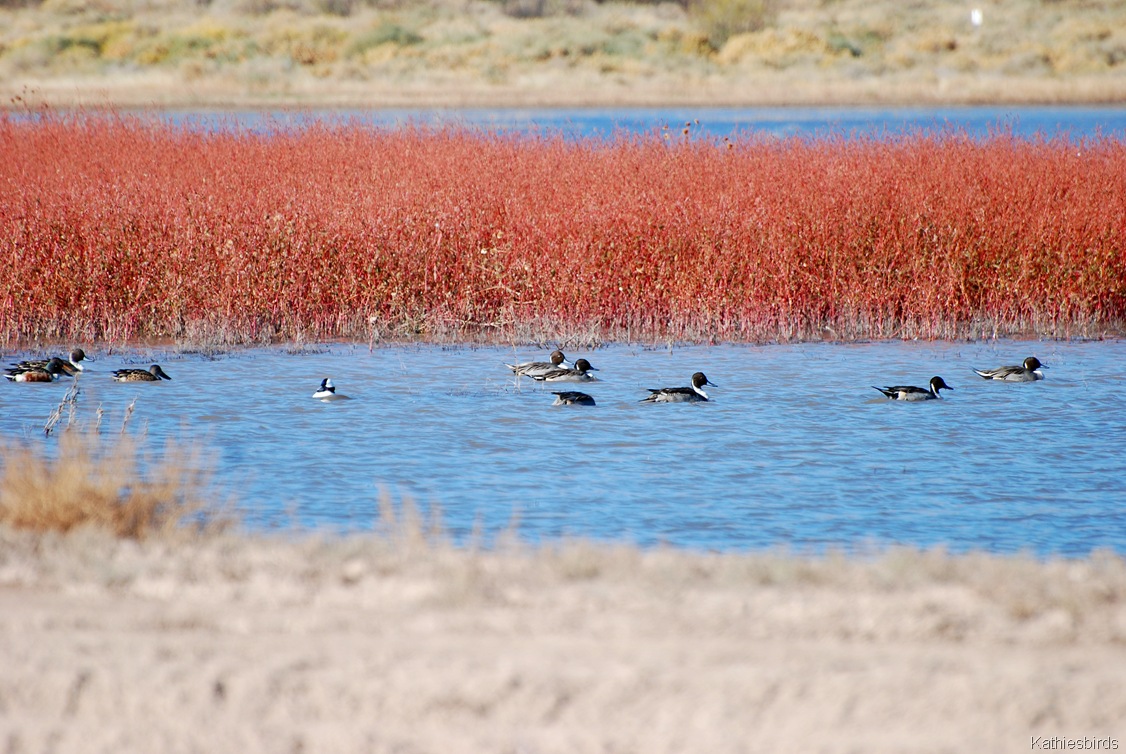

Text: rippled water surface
xmin=3 ymin=340 xmax=1125 ymax=556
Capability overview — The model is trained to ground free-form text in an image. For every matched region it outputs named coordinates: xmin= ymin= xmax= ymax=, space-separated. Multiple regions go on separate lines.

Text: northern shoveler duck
xmin=312 ymin=378 xmax=350 ymax=401
xmin=640 ymin=372 xmax=716 ymax=403
xmin=13 ymin=348 xmax=91 ymax=373
xmin=505 ymin=350 xmax=575 ymax=378
xmin=532 ymin=358 xmax=599 ymax=383
xmin=552 ymin=391 xmax=596 ymax=406
xmin=973 ymin=357 xmax=1046 ymax=382
xmin=873 ymin=376 xmax=953 ymax=401
xmin=4 ymin=357 xmax=77 ymax=382
xmin=112 ymin=365 xmax=172 ymax=382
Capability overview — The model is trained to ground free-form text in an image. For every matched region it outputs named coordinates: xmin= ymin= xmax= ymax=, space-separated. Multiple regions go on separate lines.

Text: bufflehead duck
xmin=552 ymin=391 xmax=596 ymax=406
xmin=112 ymin=365 xmax=172 ymax=382
xmin=532 ymin=358 xmax=599 ymax=383
xmin=873 ymin=376 xmax=952 ymax=401
xmin=640 ymin=372 xmax=716 ymax=403
xmin=505 ymin=350 xmax=575 ymax=378
xmin=5 ymin=357 xmax=77 ymax=382
xmin=973 ymin=357 xmax=1045 ymax=382
xmin=313 ymin=378 xmax=350 ymax=401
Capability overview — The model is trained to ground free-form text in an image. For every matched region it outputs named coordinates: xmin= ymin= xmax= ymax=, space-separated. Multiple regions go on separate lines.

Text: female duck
xmin=5 ymin=357 xmax=77 ymax=382
xmin=112 ymin=365 xmax=172 ymax=382
xmin=506 ymin=350 xmax=575 ymax=378
xmin=313 ymin=378 xmax=350 ymax=401
xmin=640 ymin=372 xmax=716 ymax=403
xmin=973 ymin=357 xmax=1045 ymax=382
xmin=552 ymin=391 xmax=596 ymax=406
xmin=873 ymin=376 xmax=953 ymax=401
xmin=533 ymin=358 xmax=599 ymax=383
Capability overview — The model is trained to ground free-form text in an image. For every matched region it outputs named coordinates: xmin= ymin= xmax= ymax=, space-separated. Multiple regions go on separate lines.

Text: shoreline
xmin=2 ymin=525 xmax=1124 ymax=753
xmin=7 ymin=73 xmax=1126 ymax=111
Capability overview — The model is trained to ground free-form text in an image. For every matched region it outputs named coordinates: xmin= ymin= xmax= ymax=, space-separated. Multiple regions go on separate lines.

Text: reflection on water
xmin=3 ymin=340 xmax=1125 ymax=556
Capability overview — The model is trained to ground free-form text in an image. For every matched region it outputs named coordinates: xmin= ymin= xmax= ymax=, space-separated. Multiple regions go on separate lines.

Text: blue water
xmin=157 ymin=105 xmax=1126 ymax=141
xmin=3 ymin=340 xmax=1124 ymax=556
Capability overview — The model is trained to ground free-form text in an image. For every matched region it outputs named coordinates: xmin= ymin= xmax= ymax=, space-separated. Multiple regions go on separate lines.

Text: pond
xmin=3 ymin=339 xmax=1124 ymax=557
xmin=151 ymin=105 xmax=1126 ymax=140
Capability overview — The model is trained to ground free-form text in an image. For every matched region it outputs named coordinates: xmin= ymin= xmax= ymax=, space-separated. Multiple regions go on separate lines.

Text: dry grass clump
xmin=0 ymin=427 xmax=228 ymax=539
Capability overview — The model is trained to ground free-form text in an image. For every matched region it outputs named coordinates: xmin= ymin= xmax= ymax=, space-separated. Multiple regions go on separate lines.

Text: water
xmin=3 ymin=340 xmax=1125 ymax=557
xmin=157 ymin=105 xmax=1126 ymax=141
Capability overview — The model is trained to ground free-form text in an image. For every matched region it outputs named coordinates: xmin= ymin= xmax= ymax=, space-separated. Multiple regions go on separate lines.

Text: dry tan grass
xmin=0 ymin=426 xmax=230 ymax=539
xmin=1 ymin=0 xmax=1124 ymax=107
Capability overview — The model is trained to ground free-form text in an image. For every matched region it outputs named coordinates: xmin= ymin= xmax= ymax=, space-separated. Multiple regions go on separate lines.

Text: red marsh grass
xmin=1 ymin=111 xmax=1124 ymax=345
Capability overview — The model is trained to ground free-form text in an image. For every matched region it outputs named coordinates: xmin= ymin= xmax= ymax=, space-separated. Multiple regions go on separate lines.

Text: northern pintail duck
xmin=4 ymin=357 xmax=78 ymax=382
xmin=506 ymin=350 xmax=575 ymax=378
xmin=112 ymin=365 xmax=172 ymax=382
xmin=640 ymin=372 xmax=716 ymax=403
xmin=973 ymin=357 xmax=1045 ymax=382
xmin=532 ymin=358 xmax=599 ymax=383
xmin=873 ymin=376 xmax=953 ymax=401
xmin=313 ymin=378 xmax=350 ymax=401
xmin=14 ymin=348 xmax=91 ymax=373
xmin=552 ymin=391 xmax=596 ymax=406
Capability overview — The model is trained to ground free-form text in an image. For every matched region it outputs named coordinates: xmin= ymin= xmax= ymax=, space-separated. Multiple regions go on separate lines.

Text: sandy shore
xmin=2 ymin=525 xmax=1124 ymax=753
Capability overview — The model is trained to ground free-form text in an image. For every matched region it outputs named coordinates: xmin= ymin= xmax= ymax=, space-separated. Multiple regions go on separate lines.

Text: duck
xmin=112 ymin=365 xmax=172 ymax=382
xmin=4 ymin=357 xmax=78 ymax=382
xmin=12 ymin=348 xmax=91 ymax=373
xmin=873 ymin=376 xmax=953 ymax=401
xmin=505 ymin=350 xmax=575 ymax=378
xmin=973 ymin=356 xmax=1045 ymax=382
xmin=531 ymin=358 xmax=599 ymax=383
xmin=640 ymin=372 xmax=716 ymax=403
xmin=312 ymin=378 xmax=350 ymax=401
xmin=552 ymin=391 xmax=596 ymax=406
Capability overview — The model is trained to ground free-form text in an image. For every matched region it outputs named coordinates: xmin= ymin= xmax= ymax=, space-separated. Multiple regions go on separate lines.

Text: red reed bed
xmin=1 ymin=112 xmax=1124 ymax=345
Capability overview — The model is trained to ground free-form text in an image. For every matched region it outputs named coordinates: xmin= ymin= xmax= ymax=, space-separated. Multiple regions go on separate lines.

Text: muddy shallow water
xmin=3 ymin=339 xmax=1124 ymax=556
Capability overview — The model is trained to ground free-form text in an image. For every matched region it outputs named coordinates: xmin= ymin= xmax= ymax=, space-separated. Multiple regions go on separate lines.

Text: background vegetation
xmin=1 ymin=0 xmax=1124 ymax=106
xmin=3 ymin=113 xmax=1124 ymax=345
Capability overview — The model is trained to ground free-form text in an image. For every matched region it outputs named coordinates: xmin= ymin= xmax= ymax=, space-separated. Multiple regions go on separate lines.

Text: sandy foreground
xmin=1 ymin=525 xmax=1124 ymax=754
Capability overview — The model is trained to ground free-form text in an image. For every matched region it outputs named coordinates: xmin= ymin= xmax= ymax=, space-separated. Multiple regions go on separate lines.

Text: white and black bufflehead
xmin=973 ymin=356 xmax=1045 ymax=382
xmin=873 ymin=376 xmax=953 ymax=401
xmin=552 ymin=391 xmax=596 ymax=406
xmin=640 ymin=372 xmax=716 ymax=403
xmin=313 ymin=378 xmax=350 ymax=401
xmin=532 ymin=358 xmax=599 ymax=383
xmin=505 ymin=350 xmax=575 ymax=378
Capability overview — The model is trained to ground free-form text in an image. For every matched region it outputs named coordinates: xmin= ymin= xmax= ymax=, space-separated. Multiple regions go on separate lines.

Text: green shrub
xmin=346 ymin=22 xmax=423 ymax=57
xmin=689 ymin=0 xmax=779 ymax=50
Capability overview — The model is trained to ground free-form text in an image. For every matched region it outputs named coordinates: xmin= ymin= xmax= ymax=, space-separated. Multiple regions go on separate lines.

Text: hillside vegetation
xmin=1 ymin=0 xmax=1125 ymax=107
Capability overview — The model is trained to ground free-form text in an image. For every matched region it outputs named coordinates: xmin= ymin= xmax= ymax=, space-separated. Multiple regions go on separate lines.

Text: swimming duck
xmin=4 ymin=357 xmax=78 ymax=382
xmin=973 ymin=357 xmax=1045 ymax=382
xmin=505 ymin=350 xmax=575 ymax=378
xmin=312 ymin=378 xmax=350 ymax=401
xmin=532 ymin=358 xmax=599 ymax=383
xmin=112 ymin=365 xmax=172 ymax=382
xmin=873 ymin=376 xmax=953 ymax=401
xmin=640 ymin=372 xmax=716 ymax=403
xmin=13 ymin=348 xmax=91 ymax=373
xmin=552 ymin=391 xmax=596 ymax=406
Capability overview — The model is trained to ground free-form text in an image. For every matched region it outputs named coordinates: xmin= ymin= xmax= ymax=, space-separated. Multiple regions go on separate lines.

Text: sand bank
xmin=1 ymin=526 xmax=1124 ymax=753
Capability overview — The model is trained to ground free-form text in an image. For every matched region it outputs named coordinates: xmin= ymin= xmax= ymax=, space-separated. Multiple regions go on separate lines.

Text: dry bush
xmin=0 ymin=428 xmax=230 ymax=539
xmin=689 ymin=0 xmax=779 ymax=49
